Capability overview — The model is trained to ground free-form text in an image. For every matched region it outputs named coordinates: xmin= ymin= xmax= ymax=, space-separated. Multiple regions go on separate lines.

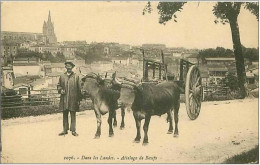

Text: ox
xmin=131 ymin=81 xmax=181 ymax=145
xmin=81 ymin=72 xmax=125 ymax=138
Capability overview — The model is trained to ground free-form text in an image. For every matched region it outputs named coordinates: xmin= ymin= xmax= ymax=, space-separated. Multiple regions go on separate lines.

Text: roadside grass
xmin=223 ymin=145 xmax=259 ymax=164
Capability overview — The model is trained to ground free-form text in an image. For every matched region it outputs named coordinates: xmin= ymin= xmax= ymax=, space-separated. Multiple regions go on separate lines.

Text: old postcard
xmin=1 ymin=1 xmax=259 ymax=164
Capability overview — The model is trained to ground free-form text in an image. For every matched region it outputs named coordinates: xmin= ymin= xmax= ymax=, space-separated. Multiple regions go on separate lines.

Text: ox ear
xmin=112 ymin=71 xmax=117 ymax=80
xmin=96 ymin=75 xmax=104 ymax=85
xmin=81 ymin=77 xmax=86 ymax=82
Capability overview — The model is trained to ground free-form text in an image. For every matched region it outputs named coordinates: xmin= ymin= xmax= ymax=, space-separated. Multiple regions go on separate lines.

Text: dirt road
xmin=1 ymin=98 xmax=258 ymax=163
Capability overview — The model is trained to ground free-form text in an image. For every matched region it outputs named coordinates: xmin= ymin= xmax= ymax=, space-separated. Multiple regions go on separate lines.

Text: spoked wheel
xmin=185 ymin=65 xmax=202 ymax=120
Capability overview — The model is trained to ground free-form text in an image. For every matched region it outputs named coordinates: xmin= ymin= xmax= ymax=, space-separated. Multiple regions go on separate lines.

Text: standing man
xmin=57 ymin=61 xmax=82 ymax=136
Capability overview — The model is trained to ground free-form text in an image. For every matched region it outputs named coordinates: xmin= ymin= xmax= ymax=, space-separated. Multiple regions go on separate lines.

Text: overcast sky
xmin=1 ymin=1 xmax=258 ymax=49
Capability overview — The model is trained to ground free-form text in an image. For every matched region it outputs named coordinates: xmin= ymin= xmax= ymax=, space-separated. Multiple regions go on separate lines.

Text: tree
xmin=198 ymin=47 xmax=235 ymax=64
xmin=221 ymin=72 xmax=239 ymax=91
xmin=56 ymin=52 xmax=66 ymax=62
xmin=241 ymin=45 xmax=259 ymax=61
xmin=143 ymin=2 xmax=258 ymax=98
xmin=17 ymin=48 xmax=43 ymax=59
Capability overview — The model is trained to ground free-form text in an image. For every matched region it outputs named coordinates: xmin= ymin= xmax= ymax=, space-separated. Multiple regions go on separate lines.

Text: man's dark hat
xmin=65 ymin=61 xmax=75 ymax=67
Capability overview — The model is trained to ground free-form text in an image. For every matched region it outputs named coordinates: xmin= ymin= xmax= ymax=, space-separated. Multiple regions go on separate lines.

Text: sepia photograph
xmin=0 ymin=1 xmax=259 ymax=163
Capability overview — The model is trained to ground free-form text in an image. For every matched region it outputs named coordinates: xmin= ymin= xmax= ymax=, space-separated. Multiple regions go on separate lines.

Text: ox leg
xmin=173 ymin=101 xmax=180 ymax=137
xmin=108 ymin=111 xmax=115 ymax=137
xmin=143 ymin=115 xmax=151 ymax=145
xmin=120 ymin=105 xmax=125 ymax=129
xmin=133 ymin=113 xmax=141 ymax=143
xmin=167 ymin=110 xmax=173 ymax=134
xmin=113 ymin=111 xmax=117 ymax=127
xmin=94 ymin=110 xmax=102 ymax=139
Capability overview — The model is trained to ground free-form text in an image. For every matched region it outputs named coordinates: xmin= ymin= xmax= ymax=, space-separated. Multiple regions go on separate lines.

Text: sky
xmin=1 ymin=1 xmax=259 ymax=49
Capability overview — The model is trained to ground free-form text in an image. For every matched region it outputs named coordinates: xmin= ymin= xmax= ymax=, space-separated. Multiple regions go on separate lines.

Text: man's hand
xmin=60 ymin=89 xmax=66 ymax=95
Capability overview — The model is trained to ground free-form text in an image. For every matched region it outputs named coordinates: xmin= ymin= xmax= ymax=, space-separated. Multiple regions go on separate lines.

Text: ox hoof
xmin=142 ymin=142 xmax=149 ymax=146
xmin=173 ymin=133 xmax=179 ymax=138
xmin=109 ymin=133 xmax=114 ymax=137
xmin=113 ymin=121 xmax=117 ymax=127
xmin=120 ymin=126 xmax=125 ymax=130
xmin=167 ymin=130 xmax=173 ymax=134
xmin=94 ymin=135 xmax=100 ymax=139
xmin=133 ymin=139 xmax=141 ymax=143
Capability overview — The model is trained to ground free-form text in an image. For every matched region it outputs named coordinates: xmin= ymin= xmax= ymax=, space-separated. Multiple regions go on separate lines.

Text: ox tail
xmin=166 ymin=114 xmax=170 ymax=123
xmin=175 ymin=81 xmax=185 ymax=93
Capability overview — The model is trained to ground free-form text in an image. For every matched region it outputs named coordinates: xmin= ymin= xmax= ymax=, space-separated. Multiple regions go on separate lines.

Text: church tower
xmin=43 ymin=11 xmax=57 ymax=44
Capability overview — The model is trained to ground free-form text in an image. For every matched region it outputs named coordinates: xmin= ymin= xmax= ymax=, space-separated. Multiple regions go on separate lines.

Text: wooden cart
xmin=142 ymin=50 xmax=202 ymax=120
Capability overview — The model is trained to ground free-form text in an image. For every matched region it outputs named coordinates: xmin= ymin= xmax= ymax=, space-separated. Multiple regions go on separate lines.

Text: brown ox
xmin=131 ymin=81 xmax=181 ymax=145
xmin=81 ymin=73 xmax=126 ymax=138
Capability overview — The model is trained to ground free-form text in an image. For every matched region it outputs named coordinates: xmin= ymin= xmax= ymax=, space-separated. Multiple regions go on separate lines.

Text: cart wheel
xmin=185 ymin=65 xmax=202 ymax=120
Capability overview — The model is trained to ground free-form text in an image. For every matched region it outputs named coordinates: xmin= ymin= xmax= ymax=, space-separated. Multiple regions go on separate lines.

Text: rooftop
xmin=208 ymin=67 xmax=228 ymax=72
xmin=13 ymin=63 xmax=39 ymax=66
xmin=205 ymin=58 xmax=235 ymax=61
xmin=50 ymin=63 xmax=65 ymax=68
xmin=13 ymin=83 xmax=31 ymax=89
xmin=14 ymin=57 xmax=38 ymax=61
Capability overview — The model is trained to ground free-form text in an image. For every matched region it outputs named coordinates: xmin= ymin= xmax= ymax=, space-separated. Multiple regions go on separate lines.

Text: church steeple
xmin=43 ymin=10 xmax=57 ymax=44
xmin=48 ymin=10 xmax=51 ymax=23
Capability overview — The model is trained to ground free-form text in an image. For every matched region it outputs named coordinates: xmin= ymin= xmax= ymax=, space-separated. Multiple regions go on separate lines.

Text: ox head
xmin=81 ymin=72 xmax=119 ymax=96
xmin=81 ymin=72 xmax=105 ymax=96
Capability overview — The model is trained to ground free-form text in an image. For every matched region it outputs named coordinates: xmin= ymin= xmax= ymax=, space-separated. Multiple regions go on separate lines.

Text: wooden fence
xmin=1 ymin=89 xmax=60 ymax=109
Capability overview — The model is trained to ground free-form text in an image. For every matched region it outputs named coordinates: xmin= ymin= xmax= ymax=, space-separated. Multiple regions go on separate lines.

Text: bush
xmin=2 ymin=100 xmax=93 ymax=120
xmin=2 ymin=105 xmax=60 ymax=120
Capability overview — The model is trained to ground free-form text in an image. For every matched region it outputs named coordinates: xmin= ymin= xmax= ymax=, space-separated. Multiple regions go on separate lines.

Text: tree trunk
xmin=229 ymin=18 xmax=247 ymax=98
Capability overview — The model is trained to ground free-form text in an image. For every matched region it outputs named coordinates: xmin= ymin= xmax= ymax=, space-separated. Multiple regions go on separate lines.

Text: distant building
xmin=205 ymin=58 xmax=235 ymax=65
xmin=29 ymin=45 xmax=58 ymax=55
xmin=207 ymin=64 xmax=228 ymax=85
xmin=112 ymin=56 xmax=131 ymax=66
xmin=1 ymin=44 xmax=18 ymax=57
xmin=42 ymin=11 xmax=57 ymax=44
xmin=13 ymin=63 xmax=42 ymax=78
xmin=48 ymin=63 xmax=66 ymax=73
xmin=13 ymin=57 xmax=40 ymax=64
xmin=1 ymin=66 xmax=14 ymax=89
xmin=1 ymin=43 xmax=18 ymax=66
xmin=119 ymin=44 xmax=131 ymax=51
xmin=1 ymin=31 xmax=47 ymax=45
xmin=12 ymin=57 xmax=43 ymax=77
xmin=104 ymin=46 xmax=110 ymax=55
xmin=61 ymin=40 xmax=87 ymax=47
xmin=1 ymin=11 xmax=56 ymax=45
xmin=91 ymin=61 xmax=113 ymax=73
xmin=142 ymin=44 xmax=166 ymax=50
xmin=20 ymin=41 xmax=31 ymax=49
xmin=57 ymin=46 xmax=77 ymax=59
xmin=45 ymin=72 xmax=62 ymax=87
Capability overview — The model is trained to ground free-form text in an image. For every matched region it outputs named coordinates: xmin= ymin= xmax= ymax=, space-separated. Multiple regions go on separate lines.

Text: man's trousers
xmin=63 ymin=110 xmax=76 ymax=132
